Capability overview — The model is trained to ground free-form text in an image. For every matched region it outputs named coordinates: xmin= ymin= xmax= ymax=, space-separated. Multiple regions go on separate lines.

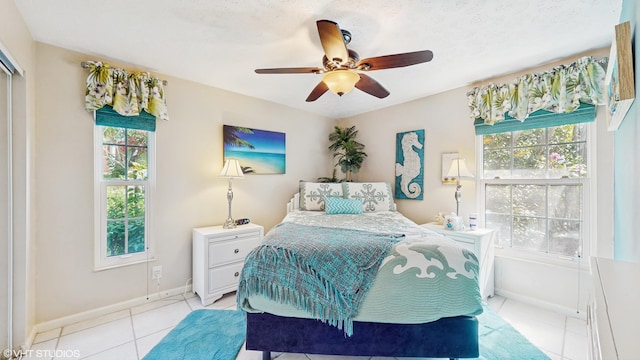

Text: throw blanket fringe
xmin=238 ymin=223 xmax=404 ymax=336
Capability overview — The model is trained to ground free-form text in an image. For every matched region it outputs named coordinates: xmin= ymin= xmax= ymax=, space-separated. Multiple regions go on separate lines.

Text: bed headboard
xmin=287 ymin=193 xmax=300 ymax=213
xmin=286 ymin=192 xmax=397 ymax=213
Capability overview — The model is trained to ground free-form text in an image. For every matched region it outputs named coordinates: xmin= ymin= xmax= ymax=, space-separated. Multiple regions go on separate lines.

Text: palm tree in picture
xmin=223 ymin=126 xmax=255 ymax=149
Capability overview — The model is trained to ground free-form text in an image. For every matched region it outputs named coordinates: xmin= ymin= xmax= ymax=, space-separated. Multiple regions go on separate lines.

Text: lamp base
xmin=223 ymin=217 xmax=236 ymax=229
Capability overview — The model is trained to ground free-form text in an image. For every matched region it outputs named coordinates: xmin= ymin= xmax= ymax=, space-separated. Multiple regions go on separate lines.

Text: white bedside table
xmin=192 ymin=223 xmax=264 ymax=306
xmin=421 ymin=222 xmax=495 ymax=299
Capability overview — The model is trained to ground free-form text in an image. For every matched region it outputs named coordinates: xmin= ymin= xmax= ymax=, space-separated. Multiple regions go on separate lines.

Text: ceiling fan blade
xmin=316 ymin=20 xmax=349 ymax=65
xmin=356 ymin=50 xmax=434 ymax=71
xmin=255 ymin=67 xmax=323 ymax=74
xmin=305 ymin=81 xmax=329 ymax=102
xmin=355 ymin=74 xmax=390 ymax=99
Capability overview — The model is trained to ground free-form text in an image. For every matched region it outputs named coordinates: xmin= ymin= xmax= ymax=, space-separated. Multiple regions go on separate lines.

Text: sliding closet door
xmin=0 ymin=66 xmax=9 ymax=355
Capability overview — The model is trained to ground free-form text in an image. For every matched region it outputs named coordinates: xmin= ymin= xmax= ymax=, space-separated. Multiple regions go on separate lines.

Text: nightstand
xmin=421 ymin=222 xmax=495 ymax=299
xmin=192 ymin=223 xmax=264 ymax=306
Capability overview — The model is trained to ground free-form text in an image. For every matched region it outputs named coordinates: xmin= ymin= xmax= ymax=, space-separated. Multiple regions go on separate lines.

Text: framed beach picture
xmin=605 ymin=21 xmax=635 ymax=131
xmin=223 ymin=125 xmax=286 ymax=174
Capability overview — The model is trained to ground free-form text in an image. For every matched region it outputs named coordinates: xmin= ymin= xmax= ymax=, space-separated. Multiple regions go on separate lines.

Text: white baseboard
xmin=495 ymin=288 xmax=587 ymax=320
xmin=26 ymin=284 xmax=193 ymax=348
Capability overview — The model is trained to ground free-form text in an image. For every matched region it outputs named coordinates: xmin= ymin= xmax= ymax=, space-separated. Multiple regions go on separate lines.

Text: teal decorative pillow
xmin=299 ymin=181 xmax=343 ymax=211
xmin=324 ymin=197 xmax=363 ymax=215
xmin=342 ymin=182 xmax=394 ymax=212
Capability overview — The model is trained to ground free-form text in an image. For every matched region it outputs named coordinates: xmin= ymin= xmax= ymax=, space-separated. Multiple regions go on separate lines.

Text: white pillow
xmin=299 ymin=182 xmax=344 ymax=211
xmin=342 ymin=182 xmax=394 ymax=212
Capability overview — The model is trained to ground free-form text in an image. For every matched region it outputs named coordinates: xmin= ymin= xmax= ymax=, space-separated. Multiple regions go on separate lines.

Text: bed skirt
xmin=246 ymin=312 xmax=479 ymax=359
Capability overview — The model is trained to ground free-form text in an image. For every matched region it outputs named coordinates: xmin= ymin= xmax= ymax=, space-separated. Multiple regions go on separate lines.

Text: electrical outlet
xmin=152 ymin=265 xmax=162 ymax=280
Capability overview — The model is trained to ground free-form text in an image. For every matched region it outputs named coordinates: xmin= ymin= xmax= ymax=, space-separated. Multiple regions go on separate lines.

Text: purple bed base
xmin=246 ymin=312 xmax=479 ymax=360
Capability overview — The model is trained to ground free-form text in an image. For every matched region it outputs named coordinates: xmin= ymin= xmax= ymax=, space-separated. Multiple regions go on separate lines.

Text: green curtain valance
xmin=84 ymin=61 xmax=169 ymax=121
xmin=473 ymin=102 xmax=595 ymax=135
xmin=95 ymin=105 xmax=156 ymax=132
xmin=467 ymin=56 xmax=607 ymax=129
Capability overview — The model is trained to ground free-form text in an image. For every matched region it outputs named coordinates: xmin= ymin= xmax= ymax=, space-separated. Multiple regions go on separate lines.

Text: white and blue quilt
xmin=237 ymin=210 xmax=483 ymax=332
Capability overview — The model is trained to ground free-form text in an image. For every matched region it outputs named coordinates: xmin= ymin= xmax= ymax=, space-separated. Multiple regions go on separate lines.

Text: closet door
xmin=0 ymin=66 xmax=10 ymax=354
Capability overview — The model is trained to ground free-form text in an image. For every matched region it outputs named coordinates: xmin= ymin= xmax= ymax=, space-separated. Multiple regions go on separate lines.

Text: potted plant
xmin=319 ymin=125 xmax=367 ymax=182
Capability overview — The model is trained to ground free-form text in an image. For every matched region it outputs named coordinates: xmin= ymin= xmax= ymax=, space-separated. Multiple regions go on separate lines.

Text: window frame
xmin=93 ymin=123 xmax=156 ymax=271
xmin=475 ymin=122 xmax=594 ymax=268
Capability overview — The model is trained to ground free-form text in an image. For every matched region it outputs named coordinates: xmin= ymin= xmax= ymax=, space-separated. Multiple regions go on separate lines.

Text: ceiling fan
xmin=255 ymin=20 xmax=434 ymax=102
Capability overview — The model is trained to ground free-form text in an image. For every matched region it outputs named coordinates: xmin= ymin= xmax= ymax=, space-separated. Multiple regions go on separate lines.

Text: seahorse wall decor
xmin=394 ymin=129 xmax=424 ymax=200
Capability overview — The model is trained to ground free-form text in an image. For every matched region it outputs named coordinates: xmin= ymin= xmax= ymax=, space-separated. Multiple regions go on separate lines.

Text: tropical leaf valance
xmin=84 ymin=61 xmax=169 ymax=121
xmin=467 ymin=56 xmax=607 ymax=125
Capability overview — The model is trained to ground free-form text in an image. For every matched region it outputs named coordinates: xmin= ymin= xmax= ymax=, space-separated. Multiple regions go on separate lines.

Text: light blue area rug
xmin=143 ymin=309 xmax=245 ymax=360
xmin=476 ymin=303 xmax=549 ymax=359
xmin=143 ymin=305 xmax=548 ymax=360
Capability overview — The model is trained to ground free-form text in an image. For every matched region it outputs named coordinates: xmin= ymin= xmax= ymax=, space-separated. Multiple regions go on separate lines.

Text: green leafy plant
xmin=321 ymin=125 xmax=367 ymax=182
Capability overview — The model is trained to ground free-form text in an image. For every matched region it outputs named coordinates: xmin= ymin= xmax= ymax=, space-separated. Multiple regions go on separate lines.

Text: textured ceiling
xmin=15 ymin=0 xmax=621 ymax=119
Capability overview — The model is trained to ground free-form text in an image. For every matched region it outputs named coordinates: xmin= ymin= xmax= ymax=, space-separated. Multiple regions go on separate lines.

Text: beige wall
xmin=33 ymin=43 xmax=334 ymax=323
xmin=1 ymin=0 xmax=37 ymax=349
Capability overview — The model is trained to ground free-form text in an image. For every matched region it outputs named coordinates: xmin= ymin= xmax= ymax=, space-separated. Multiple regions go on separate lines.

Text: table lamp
xmin=446 ymin=158 xmax=474 ymax=216
xmin=219 ymin=159 xmax=244 ymax=229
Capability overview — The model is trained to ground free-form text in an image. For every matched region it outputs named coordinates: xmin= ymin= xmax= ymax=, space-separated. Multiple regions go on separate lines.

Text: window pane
xmin=483 ymin=149 xmax=511 ymax=179
xmin=103 ymin=127 xmax=125 ymax=145
xmin=127 ymin=147 xmax=148 ymax=180
xmin=107 ymin=220 xmax=125 ymax=256
xmin=127 ymin=129 xmax=148 ymax=146
xmin=513 ymin=216 xmax=546 ymax=251
xmin=107 ymin=186 xmax=126 ymax=219
xmin=483 ymin=133 xmax=511 ymax=150
xmin=549 ymin=219 xmax=580 ymax=256
xmin=514 ymin=128 xmax=545 ymax=147
xmin=128 ymin=219 xmax=145 ymax=254
xmin=548 ymin=185 xmax=582 ymax=219
xmin=513 ymin=146 xmax=546 ymax=177
xmin=486 ymin=213 xmax=511 ymax=247
xmin=127 ymin=186 xmax=145 ymax=217
xmin=513 ymin=185 xmax=545 ymax=217
xmin=549 ymin=143 xmax=586 ymax=178
xmin=486 ymin=184 xmax=511 ymax=214
xmin=548 ymin=123 xmax=587 ymax=144
xmin=103 ymin=145 xmax=127 ymax=179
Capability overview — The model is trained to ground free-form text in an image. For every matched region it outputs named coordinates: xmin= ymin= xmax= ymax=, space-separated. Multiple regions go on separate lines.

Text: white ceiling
xmin=15 ymin=0 xmax=621 ymax=119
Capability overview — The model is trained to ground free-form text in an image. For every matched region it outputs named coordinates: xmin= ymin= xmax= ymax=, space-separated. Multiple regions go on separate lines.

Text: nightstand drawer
xmin=208 ymin=235 xmax=260 ymax=267
xmin=193 ymin=223 xmax=264 ymax=306
xmin=208 ymin=262 xmax=244 ymax=292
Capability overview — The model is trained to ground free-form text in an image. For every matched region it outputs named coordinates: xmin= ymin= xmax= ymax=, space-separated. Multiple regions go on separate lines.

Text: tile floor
xmin=26 ymin=292 xmax=587 ymax=360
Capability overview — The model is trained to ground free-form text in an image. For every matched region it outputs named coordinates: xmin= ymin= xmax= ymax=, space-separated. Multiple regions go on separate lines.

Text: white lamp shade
xmin=322 ymin=70 xmax=360 ymax=96
xmin=447 ymin=158 xmax=474 ymax=178
xmin=219 ymin=159 xmax=244 ymax=178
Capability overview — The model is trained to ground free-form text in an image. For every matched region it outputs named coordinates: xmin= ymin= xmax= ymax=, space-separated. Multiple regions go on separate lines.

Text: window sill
xmin=494 ymin=247 xmax=588 ymax=271
xmin=94 ymin=256 xmax=156 ymax=272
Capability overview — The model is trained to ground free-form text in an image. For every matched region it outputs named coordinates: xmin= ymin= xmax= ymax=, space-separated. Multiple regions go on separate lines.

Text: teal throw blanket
xmin=237 ymin=222 xmax=404 ymax=336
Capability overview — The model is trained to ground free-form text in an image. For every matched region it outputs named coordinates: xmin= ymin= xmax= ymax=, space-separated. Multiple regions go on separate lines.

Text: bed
xmin=237 ymin=182 xmax=483 ymax=359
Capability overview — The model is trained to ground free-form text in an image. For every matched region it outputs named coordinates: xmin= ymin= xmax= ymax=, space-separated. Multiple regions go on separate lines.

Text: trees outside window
xmin=95 ymin=125 xmax=154 ymax=269
xmin=481 ymin=123 xmax=587 ymax=258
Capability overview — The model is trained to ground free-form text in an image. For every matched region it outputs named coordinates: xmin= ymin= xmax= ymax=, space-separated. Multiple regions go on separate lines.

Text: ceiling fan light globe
xmin=322 ymin=70 xmax=360 ymax=96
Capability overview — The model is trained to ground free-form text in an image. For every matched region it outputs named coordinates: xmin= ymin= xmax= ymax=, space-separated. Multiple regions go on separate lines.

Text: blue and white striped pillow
xmin=324 ymin=197 xmax=363 ymax=215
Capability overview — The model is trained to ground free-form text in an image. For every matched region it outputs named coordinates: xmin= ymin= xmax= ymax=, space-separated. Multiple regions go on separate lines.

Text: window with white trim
xmin=94 ymin=121 xmax=155 ymax=270
xmin=480 ymin=122 xmax=590 ymax=259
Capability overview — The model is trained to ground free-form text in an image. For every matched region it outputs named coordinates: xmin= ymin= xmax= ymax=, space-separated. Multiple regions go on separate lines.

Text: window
xmin=94 ymin=124 xmax=155 ymax=270
xmin=480 ymin=123 xmax=589 ymax=259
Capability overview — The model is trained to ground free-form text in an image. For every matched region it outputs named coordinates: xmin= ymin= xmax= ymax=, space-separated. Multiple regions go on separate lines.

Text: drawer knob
xmin=234 ymin=272 xmax=240 ymax=277
xmin=234 ymin=249 xmax=240 ymax=254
